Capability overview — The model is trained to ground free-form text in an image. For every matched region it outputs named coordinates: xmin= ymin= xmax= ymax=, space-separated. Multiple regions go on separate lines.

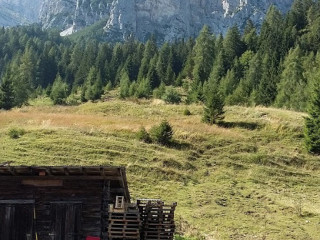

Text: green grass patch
xmin=0 ymin=101 xmax=319 ymax=239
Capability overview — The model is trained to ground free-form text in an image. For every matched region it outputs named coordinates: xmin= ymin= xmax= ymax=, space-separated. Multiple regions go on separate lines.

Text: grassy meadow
xmin=0 ymin=96 xmax=320 ymax=239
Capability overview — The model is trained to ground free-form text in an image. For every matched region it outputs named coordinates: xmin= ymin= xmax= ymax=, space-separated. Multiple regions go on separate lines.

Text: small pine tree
xmin=153 ymin=81 xmax=166 ymax=99
xmin=137 ymin=127 xmax=152 ymax=143
xmin=0 ymin=77 xmax=15 ymax=110
xmin=135 ymin=78 xmax=151 ymax=99
xmin=305 ymin=76 xmax=320 ymax=154
xmin=50 ymin=74 xmax=68 ymax=105
xmin=203 ymin=83 xmax=225 ymax=124
xmin=119 ymin=73 xmax=130 ymax=99
xmin=162 ymin=87 xmax=181 ymax=104
xmin=150 ymin=120 xmax=173 ymax=145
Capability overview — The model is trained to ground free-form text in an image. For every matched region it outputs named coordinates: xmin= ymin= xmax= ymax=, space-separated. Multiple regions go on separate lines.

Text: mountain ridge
xmin=0 ymin=0 xmax=294 ymax=42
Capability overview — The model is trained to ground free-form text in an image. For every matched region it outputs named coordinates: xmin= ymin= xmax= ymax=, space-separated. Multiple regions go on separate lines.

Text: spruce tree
xmin=192 ymin=25 xmax=215 ymax=84
xmin=223 ymin=25 xmax=245 ymax=69
xmin=50 ymin=74 xmax=68 ymax=105
xmin=305 ymin=72 xmax=320 ymax=154
xmin=84 ymin=67 xmax=103 ymax=101
xmin=156 ymin=43 xmax=170 ymax=84
xmin=0 ymin=77 xmax=15 ymax=110
xmin=135 ymin=78 xmax=151 ymax=99
xmin=147 ymin=55 xmax=160 ymax=89
xmin=203 ymin=82 xmax=225 ymax=125
xmin=275 ymin=46 xmax=307 ymax=111
xmin=137 ymin=38 xmax=157 ymax=82
xmin=255 ymin=53 xmax=279 ymax=106
xmin=119 ymin=72 xmax=130 ymax=99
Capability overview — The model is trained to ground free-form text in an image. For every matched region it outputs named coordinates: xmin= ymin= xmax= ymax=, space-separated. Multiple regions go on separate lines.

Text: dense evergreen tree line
xmin=0 ymin=0 xmax=320 ymax=112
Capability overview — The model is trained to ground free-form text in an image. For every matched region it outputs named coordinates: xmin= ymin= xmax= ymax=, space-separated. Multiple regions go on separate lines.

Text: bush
xmin=162 ymin=87 xmax=181 ymax=104
xmin=150 ymin=120 xmax=173 ymax=145
xmin=8 ymin=128 xmax=25 ymax=139
xmin=153 ymin=82 xmax=166 ymax=99
xmin=183 ymin=109 xmax=191 ymax=116
xmin=137 ymin=127 xmax=152 ymax=143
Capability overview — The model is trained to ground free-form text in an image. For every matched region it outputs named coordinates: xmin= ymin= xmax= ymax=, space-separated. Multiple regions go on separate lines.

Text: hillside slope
xmin=0 ymin=99 xmax=319 ymax=239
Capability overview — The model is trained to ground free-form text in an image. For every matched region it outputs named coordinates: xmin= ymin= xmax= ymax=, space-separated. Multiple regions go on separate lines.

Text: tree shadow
xmin=217 ymin=121 xmax=263 ymax=130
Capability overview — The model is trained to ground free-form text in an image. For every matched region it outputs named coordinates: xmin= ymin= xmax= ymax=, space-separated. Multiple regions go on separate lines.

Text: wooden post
xmin=101 ymin=180 xmax=111 ymax=240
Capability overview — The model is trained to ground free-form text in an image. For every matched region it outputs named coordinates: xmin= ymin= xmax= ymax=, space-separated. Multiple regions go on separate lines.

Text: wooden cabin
xmin=0 ymin=166 xmax=130 ymax=240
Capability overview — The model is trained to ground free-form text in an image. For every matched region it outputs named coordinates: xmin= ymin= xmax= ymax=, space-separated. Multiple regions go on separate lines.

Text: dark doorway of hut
xmin=0 ymin=200 xmax=34 ymax=240
xmin=50 ymin=202 xmax=82 ymax=240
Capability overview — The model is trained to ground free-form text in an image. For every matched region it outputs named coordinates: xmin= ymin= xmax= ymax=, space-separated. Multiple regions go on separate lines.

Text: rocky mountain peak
xmin=0 ymin=0 xmax=294 ymax=42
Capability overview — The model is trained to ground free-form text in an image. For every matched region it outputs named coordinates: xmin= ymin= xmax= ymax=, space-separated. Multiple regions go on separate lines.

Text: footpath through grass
xmin=0 ymin=99 xmax=319 ymax=240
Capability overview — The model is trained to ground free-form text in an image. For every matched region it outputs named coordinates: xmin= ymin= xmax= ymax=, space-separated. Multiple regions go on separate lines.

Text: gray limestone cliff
xmin=103 ymin=0 xmax=294 ymax=42
xmin=0 ymin=0 xmax=294 ymax=41
xmin=0 ymin=0 xmax=42 ymax=26
xmin=40 ymin=0 xmax=113 ymax=36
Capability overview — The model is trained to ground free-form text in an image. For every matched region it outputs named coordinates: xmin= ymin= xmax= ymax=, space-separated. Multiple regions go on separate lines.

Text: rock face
xmin=40 ymin=0 xmax=113 ymax=35
xmin=104 ymin=0 xmax=294 ymax=42
xmin=0 ymin=0 xmax=294 ymax=41
xmin=0 ymin=0 xmax=42 ymax=26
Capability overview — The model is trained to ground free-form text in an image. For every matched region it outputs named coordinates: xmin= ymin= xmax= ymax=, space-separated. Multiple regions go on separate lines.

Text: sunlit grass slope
xmin=0 ymin=98 xmax=320 ymax=240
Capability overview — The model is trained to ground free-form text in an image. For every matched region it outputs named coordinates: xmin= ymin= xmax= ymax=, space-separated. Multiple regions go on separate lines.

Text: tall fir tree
xmin=50 ymin=74 xmax=68 ymax=105
xmin=192 ymin=25 xmax=215 ymax=84
xmin=275 ymin=46 xmax=307 ymax=111
xmin=137 ymin=38 xmax=157 ymax=82
xmin=304 ymin=71 xmax=320 ymax=154
xmin=254 ymin=53 xmax=279 ymax=106
xmin=0 ymin=76 xmax=15 ymax=110
xmin=156 ymin=43 xmax=171 ymax=84
xmin=223 ymin=25 xmax=245 ymax=69
xmin=203 ymin=81 xmax=225 ymax=125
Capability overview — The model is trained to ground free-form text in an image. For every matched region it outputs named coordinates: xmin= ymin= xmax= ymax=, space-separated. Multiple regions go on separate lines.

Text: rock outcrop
xmin=0 ymin=0 xmax=294 ymax=41
xmin=0 ymin=0 xmax=42 ymax=26
xmin=103 ymin=0 xmax=294 ymax=42
xmin=40 ymin=0 xmax=113 ymax=35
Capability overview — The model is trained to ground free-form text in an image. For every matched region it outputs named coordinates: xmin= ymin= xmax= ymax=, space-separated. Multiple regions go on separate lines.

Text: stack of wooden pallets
xmin=107 ymin=206 xmax=141 ymax=240
xmin=137 ymin=199 xmax=177 ymax=240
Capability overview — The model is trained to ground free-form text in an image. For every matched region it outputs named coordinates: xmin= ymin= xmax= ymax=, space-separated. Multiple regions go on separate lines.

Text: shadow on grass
xmin=217 ymin=121 xmax=263 ymax=130
xmin=168 ymin=140 xmax=192 ymax=150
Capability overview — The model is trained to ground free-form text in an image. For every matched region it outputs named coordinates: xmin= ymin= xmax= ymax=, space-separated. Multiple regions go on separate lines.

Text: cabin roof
xmin=0 ymin=166 xmax=130 ymax=200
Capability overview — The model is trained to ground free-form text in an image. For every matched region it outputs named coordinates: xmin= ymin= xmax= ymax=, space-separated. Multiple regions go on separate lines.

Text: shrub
xmin=183 ymin=109 xmax=191 ymax=116
xmin=137 ymin=127 xmax=152 ymax=143
xmin=150 ymin=120 xmax=173 ymax=145
xmin=8 ymin=128 xmax=25 ymax=139
xmin=162 ymin=87 xmax=181 ymax=104
xmin=153 ymin=82 xmax=166 ymax=99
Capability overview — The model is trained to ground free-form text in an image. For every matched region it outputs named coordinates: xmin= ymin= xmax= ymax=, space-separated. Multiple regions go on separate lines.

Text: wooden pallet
xmin=107 ymin=210 xmax=141 ymax=240
xmin=137 ymin=200 xmax=177 ymax=240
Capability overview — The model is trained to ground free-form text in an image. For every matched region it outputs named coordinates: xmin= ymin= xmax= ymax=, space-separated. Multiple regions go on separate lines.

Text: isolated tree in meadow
xmin=203 ymin=81 xmax=225 ymax=125
xmin=150 ymin=120 xmax=173 ymax=145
